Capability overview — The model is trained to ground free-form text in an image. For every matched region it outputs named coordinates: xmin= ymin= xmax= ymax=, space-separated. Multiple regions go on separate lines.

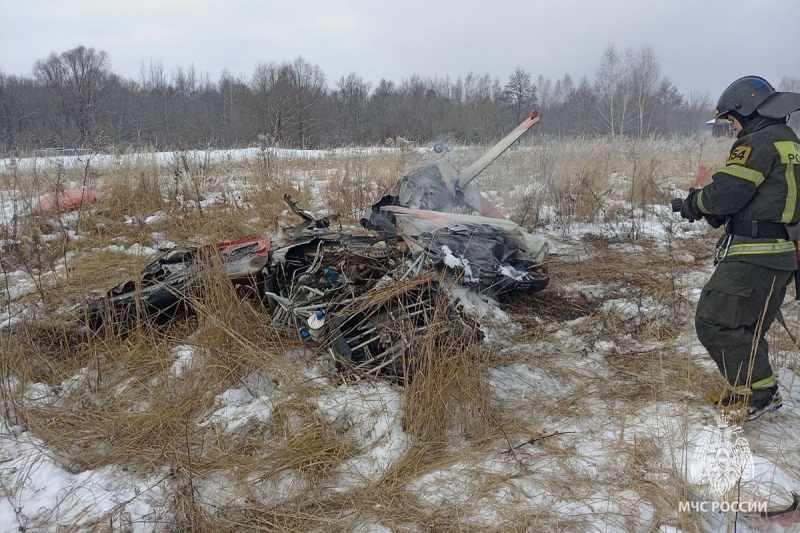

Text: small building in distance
xmin=706 ymin=118 xmax=732 ymax=137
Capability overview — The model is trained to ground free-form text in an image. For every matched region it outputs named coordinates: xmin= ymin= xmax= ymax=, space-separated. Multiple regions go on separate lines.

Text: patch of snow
xmin=310 ymin=381 xmax=410 ymax=486
xmin=449 ymin=286 xmax=509 ymax=324
xmin=145 ymin=211 xmax=167 ymax=225
xmin=0 ymin=423 xmax=170 ymax=532
xmin=170 ymin=344 xmax=198 ymax=378
xmin=440 ymin=245 xmax=477 ymax=282
xmin=498 ymin=264 xmax=526 ymax=281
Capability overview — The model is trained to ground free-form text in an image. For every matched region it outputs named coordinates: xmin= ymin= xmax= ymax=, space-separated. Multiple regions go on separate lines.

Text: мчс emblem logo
xmin=690 ymin=416 xmax=754 ymax=498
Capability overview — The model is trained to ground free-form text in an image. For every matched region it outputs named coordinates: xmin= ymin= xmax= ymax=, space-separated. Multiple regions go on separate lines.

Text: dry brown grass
xmin=403 ymin=310 xmax=492 ymax=445
xmin=472 ymin=134 xmax=734 ymax=231
xmin=3 ymin=136 xmax=790 ymax=532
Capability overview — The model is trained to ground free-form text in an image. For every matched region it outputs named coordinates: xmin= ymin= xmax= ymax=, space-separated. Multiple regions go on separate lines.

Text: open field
xmin=1 ymin=135 xmax=799 ymax=533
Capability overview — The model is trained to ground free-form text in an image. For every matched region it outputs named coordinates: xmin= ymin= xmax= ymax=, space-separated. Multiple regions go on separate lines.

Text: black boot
xmin=720 ymin=385 xmax=782 ymax=422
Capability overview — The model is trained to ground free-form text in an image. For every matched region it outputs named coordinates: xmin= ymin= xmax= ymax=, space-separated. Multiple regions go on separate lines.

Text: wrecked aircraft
xmin=84 ymin=112 xmax=549 ymax=379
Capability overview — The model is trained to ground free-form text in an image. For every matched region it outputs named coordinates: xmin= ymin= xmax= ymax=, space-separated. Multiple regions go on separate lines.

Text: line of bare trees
xmin=1 ymin=44 xmax=797 ymax=154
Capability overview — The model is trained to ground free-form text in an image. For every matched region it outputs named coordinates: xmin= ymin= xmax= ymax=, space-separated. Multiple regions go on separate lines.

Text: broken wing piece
xmin=361 ymin=110 xmax=541 ymax=228
xmin=386 ymin=206 xmax=549 ymax=295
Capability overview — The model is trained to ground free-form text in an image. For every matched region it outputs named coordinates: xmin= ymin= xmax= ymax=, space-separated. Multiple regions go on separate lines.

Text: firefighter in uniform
xmin=676 ymin=75 xmax=800 ymax=421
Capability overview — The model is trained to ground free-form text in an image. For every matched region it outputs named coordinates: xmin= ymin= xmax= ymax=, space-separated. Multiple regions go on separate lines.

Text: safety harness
xmin=717 ymin=219 xmax=800 ymax=300
xmin=726 ymin=219 xmax=790 ymax=239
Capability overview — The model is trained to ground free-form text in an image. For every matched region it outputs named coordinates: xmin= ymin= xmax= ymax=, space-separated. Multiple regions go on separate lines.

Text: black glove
xmin=704 ymin=214 xmax=726 ymax=228
xmin=679 ymin=189 xmax=703 ymax=222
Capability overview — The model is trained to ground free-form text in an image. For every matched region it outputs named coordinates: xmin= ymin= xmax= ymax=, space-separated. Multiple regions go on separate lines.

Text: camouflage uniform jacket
xmin=694 ymin=116 xmax=800 ymax=270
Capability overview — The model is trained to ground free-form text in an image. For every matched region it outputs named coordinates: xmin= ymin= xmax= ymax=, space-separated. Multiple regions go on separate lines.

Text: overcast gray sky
xmin=2 ymin=0 xmax=798 ymax=97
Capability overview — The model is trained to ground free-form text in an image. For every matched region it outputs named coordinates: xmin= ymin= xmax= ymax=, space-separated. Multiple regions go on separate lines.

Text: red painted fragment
xmin=478 ymin=195 xmax=507 ymax=219
xmin=694 ymin=165 xmax=708 ymax=187
xmin=31 ymin=188 xmax=103 ymax=215
xmin=215 ymin=236 xmax=271 ymax=257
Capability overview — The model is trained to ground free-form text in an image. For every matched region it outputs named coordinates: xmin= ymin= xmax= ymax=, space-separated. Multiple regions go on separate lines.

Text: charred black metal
xmin=81 ymin=112 xmax=550 ymax=379
xmin=86 ymin=238 xmax=271 ymax=332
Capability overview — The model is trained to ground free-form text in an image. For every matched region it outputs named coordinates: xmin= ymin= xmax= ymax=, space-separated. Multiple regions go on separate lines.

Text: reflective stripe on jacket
xmin=695 ymin=117 xmax=800 ymax=270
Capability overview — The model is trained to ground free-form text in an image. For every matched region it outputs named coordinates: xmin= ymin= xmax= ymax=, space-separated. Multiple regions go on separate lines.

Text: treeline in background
xmin=1 ymin=43 xmax=798 ymax=154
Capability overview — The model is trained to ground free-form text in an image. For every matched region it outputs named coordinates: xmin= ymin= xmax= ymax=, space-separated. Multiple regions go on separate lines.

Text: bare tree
xmin=368 ymin=78 xmax=400 ymax=141
xmin=465 ymin=73 xmax=503 ymax=140
xmin=0 ymin=72 xmax=44 ymax=149
xmin=502 ymin=68 xmax=536 ymax=125
xmin=218 ymin=69 xmax=250 ymax=140
xmin=547 ymin=73 xmax=574 ymax=136
xmin=451 ymin=76 xmax=463 ymax=105
xmin=5 ymin=42 xmax=728 ymax=150
xmin=536 ymin=74 xmax=552 ymax=111
xmin=334 ymin=73 xmax=371 ymax=142
xmin=779 ymin=76 xmax=800 ymax=132
xmin=594 ymin=45 xmax=632 ymax=136
xmin=628 ymin=44 xmax=661 ymax=137
xmin=251 ymin=61 xmax=291 ymax=145
xmin=250 ymin=57 xmax=326 ymax=147
xmin=779 ymin=76 xmax=800 ymax=92
xmin=683 ymin=90 xmax=713 ymax=135
xmin=652 ymin=77 xmax=683 ymax=134
xmin=569 ymin=76 xmax=597 ymax=136
xmin=34 ymin=45 xmax=111 ymax=144
xmin=286 ymin=56 xmax=326 ymax=147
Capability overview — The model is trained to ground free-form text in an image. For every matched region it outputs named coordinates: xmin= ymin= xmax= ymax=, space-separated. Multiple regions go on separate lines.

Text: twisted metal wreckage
xmin=85 ymin=112 xmax=550 ymax=379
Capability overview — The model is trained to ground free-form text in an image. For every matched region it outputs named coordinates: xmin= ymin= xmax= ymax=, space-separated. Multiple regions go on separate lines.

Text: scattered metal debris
xmin=86 ymin=236 xmax=271 ymax=331
xmin=83 ymin=112 xmax=550 ymax=379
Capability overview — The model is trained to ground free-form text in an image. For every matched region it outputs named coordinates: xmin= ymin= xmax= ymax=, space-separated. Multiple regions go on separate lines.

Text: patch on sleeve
xmin=775 ymin=141 xmax=800 ymax=165
xmin=727 ymin=145 xmax=752 ymax=165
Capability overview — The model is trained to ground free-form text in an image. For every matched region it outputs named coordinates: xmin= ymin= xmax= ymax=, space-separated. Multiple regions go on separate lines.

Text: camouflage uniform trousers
xmin=695 ymin=260 xmax=793 ymax=399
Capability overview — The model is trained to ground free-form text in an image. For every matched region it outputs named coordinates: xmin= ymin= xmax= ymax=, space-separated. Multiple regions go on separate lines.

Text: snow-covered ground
xmin=1 ymin=146 xmax=799 ymax=532
xmin=0 ymin=146 xmax=428 ymax=174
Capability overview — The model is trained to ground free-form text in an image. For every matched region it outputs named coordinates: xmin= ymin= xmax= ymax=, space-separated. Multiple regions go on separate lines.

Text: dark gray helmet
xmin=715 ymin=76 xmax=776 ymax=119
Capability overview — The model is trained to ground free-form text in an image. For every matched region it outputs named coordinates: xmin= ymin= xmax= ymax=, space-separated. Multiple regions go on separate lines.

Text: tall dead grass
xmin=2 ymin=135 xmax=791 ymax=532
xmin=477 ymin=134 xmax=733 ymax=232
